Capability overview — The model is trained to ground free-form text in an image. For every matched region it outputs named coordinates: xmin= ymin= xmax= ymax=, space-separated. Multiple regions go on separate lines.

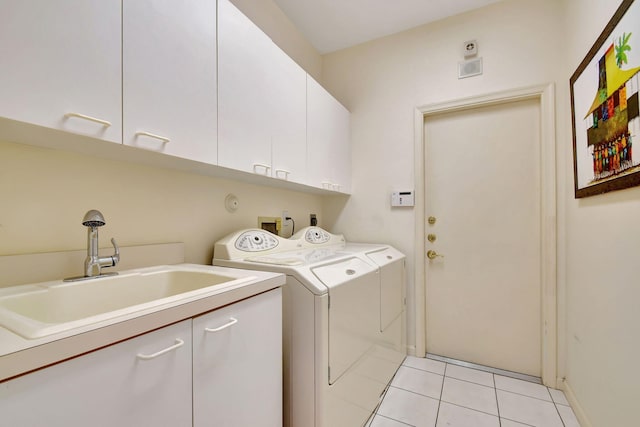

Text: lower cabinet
xmin=0 ymin=320 xmax=193 ymax=426
xmin=193 ymin=288 xmax=282 ymax=426
xmin=0 ymin=288 xmax=282 ymax=427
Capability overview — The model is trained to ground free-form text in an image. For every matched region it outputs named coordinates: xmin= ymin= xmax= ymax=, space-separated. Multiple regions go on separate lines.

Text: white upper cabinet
xmin=0 ymin=1 xmax=122 ymax=143
xmin=123 ymin=0 xmax=217 ymax=164
xmin=0 ymin=0 xmax=350 ymax=194
xmin=217 ymin=0 xmax=306 ymax=182
xmin=307 ymin=76 xmax=351 ymax=193
xmin=269 ymin=45 xmax=307 ymax=183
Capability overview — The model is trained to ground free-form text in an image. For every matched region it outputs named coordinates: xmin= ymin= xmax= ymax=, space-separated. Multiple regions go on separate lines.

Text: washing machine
xmin=212 ymin=227 xmax=406 ymax=427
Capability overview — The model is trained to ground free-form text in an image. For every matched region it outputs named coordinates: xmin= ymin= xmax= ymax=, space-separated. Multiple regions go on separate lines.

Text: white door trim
xmin=413 ymin=84 xmax=557 ymax=386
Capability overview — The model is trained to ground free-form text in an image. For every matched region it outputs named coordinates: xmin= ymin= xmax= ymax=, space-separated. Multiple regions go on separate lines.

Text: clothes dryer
xmin=212 ymin=228 xmax=405 ymax=427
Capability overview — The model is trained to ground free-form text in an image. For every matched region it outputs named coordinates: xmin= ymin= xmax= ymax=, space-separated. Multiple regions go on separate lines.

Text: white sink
xmin=0 ymin=266 xmax=253 ymax=339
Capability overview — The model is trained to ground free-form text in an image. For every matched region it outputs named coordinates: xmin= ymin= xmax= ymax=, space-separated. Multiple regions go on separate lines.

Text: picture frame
xmin=570 ymin=0 xmax=640 ymax=198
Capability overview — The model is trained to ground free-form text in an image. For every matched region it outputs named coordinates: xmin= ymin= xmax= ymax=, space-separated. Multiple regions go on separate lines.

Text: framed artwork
xmin=570 ymin=0 xmax=640 ymax=198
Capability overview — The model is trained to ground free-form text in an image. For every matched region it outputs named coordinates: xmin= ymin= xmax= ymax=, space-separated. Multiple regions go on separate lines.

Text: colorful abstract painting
xmin=571 ymin=0 xmax=640 ymax=197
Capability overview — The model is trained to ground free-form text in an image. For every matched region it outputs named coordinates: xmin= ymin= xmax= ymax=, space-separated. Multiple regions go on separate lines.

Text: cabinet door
xmin=123 ymin=0 xmax=217 ymax=164
xmin=0 ymin=320 xmax=192 ymax=427
xmin=306 ymin=76 xmax=351 ymax=193
xmin=270 ymin=45 xmax=307 ymax=184
xmin=0 ymin=1 xmax=121 ymax=143
xmin=218 ymin=0 xmax=273 ymax=175
xmin=193 ymin=288 xmax=282 ymax=427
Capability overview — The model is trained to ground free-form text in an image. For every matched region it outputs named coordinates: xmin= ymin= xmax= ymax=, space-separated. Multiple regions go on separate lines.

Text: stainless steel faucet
xmin=64 ymin=210 xmax=120 ymax=281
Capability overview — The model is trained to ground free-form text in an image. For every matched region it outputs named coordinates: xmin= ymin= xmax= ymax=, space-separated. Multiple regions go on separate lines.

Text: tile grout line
xmin=493 ymin=373 xmax=502 ymax=426
xmin=500 ymin=416 xmax=537 ymax=427
xmin=444 ymin=373 xmax=498 ymax=390
xmin=433 ymin=363 xmax=449 ymax=426
xmin=439 ymin=399 xmax=504 ymax=420
xmin=401 ymin=362 xmax=445 ymax=377
xmin=497 ymin=387 xmax=557 ymax=405
xmin=374 ymin=413 xmax=414 ymax=427
xmin=548 ymin=386 xmax=568 ymax=427
xmin=387 ymin=385 xmax=441 ymax=402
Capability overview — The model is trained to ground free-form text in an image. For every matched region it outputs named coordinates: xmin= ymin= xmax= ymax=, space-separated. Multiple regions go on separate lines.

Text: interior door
xmin=424 ymin=98 xmax=542 ymax=376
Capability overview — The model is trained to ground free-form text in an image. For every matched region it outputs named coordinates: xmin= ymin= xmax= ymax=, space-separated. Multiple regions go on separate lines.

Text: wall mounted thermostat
xmin=391 ymin=190 xmax=415 ymax=207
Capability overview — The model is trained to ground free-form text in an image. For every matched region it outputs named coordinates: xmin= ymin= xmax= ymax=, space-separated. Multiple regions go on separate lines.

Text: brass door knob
xmin=427 ymin=250 xmax=444 ymax=260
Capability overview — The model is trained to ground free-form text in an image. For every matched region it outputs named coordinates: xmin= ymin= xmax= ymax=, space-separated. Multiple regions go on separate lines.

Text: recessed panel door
xmin=424 ymin=98 xmax=542 ymax=376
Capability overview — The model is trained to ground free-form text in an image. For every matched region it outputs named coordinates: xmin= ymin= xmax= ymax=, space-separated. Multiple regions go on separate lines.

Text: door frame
xmin=413 ymin=84 xmax=557 ymax=387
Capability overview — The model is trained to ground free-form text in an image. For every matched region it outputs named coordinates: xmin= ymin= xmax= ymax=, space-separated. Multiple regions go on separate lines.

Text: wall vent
xmin=458 ymin=58 xmax=483 ymax=79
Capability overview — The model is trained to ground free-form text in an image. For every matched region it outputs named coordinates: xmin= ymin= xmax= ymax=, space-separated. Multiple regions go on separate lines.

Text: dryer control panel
xmin=304 ymin=228 xmax=330 ymax=244
xmin=292 ymin=227 xmax=345 ymax=247
xmin=234 ymin=231 xmax=279 ymax=252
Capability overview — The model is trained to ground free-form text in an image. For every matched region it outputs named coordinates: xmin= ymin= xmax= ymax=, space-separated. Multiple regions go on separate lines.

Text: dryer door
xmin=312 ymin=257 xmax=379 ymax=384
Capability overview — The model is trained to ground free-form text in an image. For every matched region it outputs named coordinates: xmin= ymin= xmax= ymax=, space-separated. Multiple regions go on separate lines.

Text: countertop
xmin=0 ymin=264 xmax=284 ymax=382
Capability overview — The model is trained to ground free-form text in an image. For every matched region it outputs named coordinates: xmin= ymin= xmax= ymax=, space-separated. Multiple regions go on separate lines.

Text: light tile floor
xmin=367 ymin=356 xmax=581 ymax=427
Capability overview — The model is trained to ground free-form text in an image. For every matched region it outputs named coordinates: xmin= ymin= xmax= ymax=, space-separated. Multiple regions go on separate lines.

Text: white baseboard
xmin=561 ymin=378 xmax=593 ymax=427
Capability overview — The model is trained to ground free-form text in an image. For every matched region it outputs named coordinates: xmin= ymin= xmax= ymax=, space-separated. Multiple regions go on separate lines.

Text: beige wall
xmin=0 ymin=139 xmax=325 ymax=270
xmin=229 ymin=0 xmax=323 ymax=80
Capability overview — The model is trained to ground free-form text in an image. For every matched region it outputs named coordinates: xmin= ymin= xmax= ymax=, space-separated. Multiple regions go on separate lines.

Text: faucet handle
xmin=110 ymin=238 xmax=120 ymax=266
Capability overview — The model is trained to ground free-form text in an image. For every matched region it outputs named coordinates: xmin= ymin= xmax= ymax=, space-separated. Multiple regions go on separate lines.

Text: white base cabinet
xmin=0 ymin=320 xmax=193 ymax=427
xmin=193 ymin=288 xmax=282 ymax=426
xmin=0 ymin=289 xmax=282 ymax=427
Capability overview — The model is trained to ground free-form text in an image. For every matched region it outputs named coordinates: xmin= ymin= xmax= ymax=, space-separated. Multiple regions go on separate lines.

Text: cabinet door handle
xmin=64 ymin=112 xmax=112 ymax=127
xmin=135 ymin=131 xmax=171 ymax=143
xmin=274 ymin=169 xmax=291 ymax=180
xmin=205 ymin=317 xmax=238 ymax=333
xmin=252 ymin=163 xmax=271 ymax=175
xmin=136 ymin=338 xmax=184 ymax=360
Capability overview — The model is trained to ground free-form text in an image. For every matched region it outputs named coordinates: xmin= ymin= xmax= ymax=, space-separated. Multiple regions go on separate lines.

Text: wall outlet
xmin=282 ymin=210 xmax=290 ymax=228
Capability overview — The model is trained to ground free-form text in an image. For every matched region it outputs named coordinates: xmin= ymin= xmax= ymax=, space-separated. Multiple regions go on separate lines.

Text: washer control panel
xmin=234 ymin=231 xmax=279 ymax=252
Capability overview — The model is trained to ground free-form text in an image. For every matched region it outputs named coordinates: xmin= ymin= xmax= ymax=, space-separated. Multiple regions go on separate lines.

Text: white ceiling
xmin=272 ymin=0 xmax=504 ymax=54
